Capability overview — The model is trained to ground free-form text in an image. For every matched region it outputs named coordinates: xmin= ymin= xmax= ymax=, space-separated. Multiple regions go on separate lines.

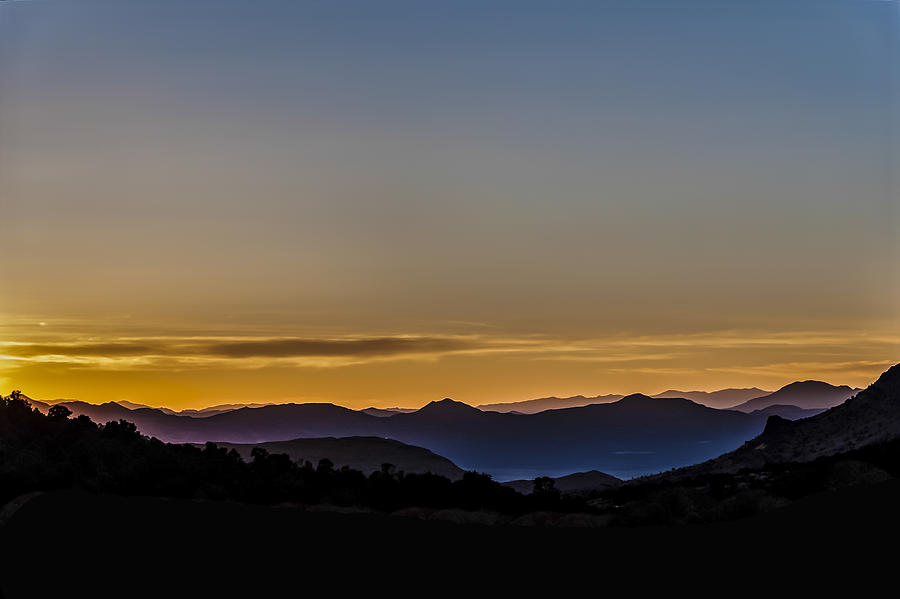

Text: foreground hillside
xmin=2 ymin=483 xmax=898 ymax=595
xmin=654 ymin=363 xmax=900 ymax=480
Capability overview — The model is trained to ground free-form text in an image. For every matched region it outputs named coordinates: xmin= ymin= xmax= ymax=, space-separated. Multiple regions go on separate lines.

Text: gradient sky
xmin=1 ymin=0 xmax=898 ymax=409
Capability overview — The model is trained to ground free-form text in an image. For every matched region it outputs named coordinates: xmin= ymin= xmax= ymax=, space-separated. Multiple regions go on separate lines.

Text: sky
xmin=1 ymin=0 xmax=898 ymax=409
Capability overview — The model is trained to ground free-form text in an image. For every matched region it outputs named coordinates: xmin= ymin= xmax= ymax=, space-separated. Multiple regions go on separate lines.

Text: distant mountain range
xmin=35 ymin=379 xmax=848 ymax=421
xmin=728 ymin=381 xmax=860 ymax=412
xmin=28 ymin=394 xmax=768 ymax=479
xmin=658 ymin=364 xmax=900 ymax=480
xmin=477 ymin=387 xmax=771 ymax=413
xmin=37 ymin=398 xmax=280 ymax=418
xmin=651 ymin=388 xmax=774 ymax=409
xmin=477 ymin=394 xmax=626 ymax=414
xmin=21 ymin=376 xmax=861 ymax=480
xmin=476 ymin=382 xmax=861 ymax=415
xmin=360 ymin=407 xmax=418 ymax=417
xmin=207 ymin=436 xmax=464 ymax=480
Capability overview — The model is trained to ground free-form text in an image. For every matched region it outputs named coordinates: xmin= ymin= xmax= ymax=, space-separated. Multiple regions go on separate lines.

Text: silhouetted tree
xmin=3 ymin=390 xmax=32 ymax=416
xmin=48 ymin=404 xmax=72 ymax=421
xmin=0 ymin=389 xmax=600 ymax=517
xmin=533 ymin=476 xmax=558 ymax=497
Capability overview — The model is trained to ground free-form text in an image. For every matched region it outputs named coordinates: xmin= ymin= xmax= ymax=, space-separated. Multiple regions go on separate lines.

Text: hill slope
xmin=210 ymin=436 xmax=465 ymax=480
xmin=659 ymin=363 xmax=900 ymax=479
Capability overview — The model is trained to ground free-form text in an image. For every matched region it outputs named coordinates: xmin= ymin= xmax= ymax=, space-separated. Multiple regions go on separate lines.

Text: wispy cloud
xmin=203 ymin=336 xmax=479 ymax=358
xmin=0 ymin=335 xmax=545 ymax=369
xmin=606 ymin=360 xmax=897 ymax=382
xmin=704 ymin=360 xmax=899 ymax=379
xmin=1 ymin=330 xmax=896 ymax=374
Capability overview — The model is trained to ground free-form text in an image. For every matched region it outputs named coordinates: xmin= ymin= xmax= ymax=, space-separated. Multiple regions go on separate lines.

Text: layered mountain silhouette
xmin=477 ymin=394 xmax=625 ymax=414
xmin=660 ymin=363 xmax=900 ymax=479
xmin=361 ymin=407 xmax=417 ymax=417
xmin=208 ymin=436 xmax=465 ymax=480
xmin=728 ymin=381 xmax=860 ymax=412
xmin=26 ymin=375 xmax=867 ymax=480
xmin=30 ymin=394 xmax=768 ymax=478
xmin=158 ymin=403 xmax=278 ymax=417
xmin=652 ymin=388 xmax=772 ymax=409
xmin=477 ymin=387 xmax=772 ymax=414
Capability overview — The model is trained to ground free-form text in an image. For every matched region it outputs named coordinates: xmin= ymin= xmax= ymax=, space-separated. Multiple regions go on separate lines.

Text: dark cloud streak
xmin=202 ymin=337 xmax=480 ymax=358
xmin=5 ymin=336 xmax=490 ymax=360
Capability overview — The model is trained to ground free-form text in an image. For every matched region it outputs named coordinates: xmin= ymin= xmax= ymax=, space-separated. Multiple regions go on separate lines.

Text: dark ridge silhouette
xmin=194 ymin=402 xmax=380 ymax=442
xmin=206 ymin=436 xmax=465 ymax=480
xmin=404 ymin=397 xmax=486 ymax=420
xmin=503 ymin=470 xmax=622 ymax=495
xmin=728 ymin=380 xmax=860 ymax=412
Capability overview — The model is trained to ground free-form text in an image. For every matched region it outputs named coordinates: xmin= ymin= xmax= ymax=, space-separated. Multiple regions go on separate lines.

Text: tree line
xmin=0 ymin=391 xmax=583 ymax=515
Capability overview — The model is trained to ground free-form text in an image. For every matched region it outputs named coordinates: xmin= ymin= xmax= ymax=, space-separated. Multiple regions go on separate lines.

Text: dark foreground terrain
xmin=1 ymin=484 xmax=897 ymax=596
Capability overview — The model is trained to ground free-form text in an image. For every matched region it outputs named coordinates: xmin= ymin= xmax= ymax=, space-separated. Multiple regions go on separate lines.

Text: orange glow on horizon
xmin=2 ymin=320 xmax=896 ymax=410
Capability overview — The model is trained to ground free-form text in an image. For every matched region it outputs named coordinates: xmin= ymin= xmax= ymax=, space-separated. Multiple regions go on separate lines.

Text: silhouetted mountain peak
xmin=615 ymin=393 xmax=708 ymax=412
xmin=762 ymin=414 xmax=792 ymax=435
xmin=415 ymin=398 xmax=481 ymax=416
xmin=729 ymin=380 xmax=859 ymax=412
xmin=870 ymin=363 xmax=900 ymax=391
xmin=777 ymin=380 xmax=852 ymax=393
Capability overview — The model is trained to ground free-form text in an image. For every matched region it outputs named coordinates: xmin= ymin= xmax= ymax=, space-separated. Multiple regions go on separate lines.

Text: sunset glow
xmin=1 ymin=1 xmax=897 ymax=409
